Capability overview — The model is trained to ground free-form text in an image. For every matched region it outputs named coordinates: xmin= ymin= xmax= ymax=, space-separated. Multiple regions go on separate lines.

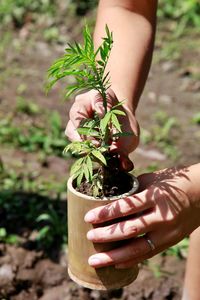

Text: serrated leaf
xmin=111 ymin=113 xmax=122 ymax=132
xmin=92 ymin=150 xmax=107 ymax=165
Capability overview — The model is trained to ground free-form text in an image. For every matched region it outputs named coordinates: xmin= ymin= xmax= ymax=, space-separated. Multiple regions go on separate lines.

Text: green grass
xmin=0 ymin=110 xmax=69 ymax=156
xmin=140 ymin=111 xmax=179 ymax=160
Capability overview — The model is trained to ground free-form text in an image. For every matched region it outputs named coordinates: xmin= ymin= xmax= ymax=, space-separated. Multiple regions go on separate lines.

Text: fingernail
xmin=84 ymin=211 xmax=96 ymax=223
xmin=86 ymin=230 xmax=95 ymax=240
xmin=88 ymin=256 xmax=102 ymax=266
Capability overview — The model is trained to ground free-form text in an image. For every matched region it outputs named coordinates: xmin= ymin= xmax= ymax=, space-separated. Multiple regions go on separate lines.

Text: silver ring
xmin=144 ymin=235 xmax=156 ymax=251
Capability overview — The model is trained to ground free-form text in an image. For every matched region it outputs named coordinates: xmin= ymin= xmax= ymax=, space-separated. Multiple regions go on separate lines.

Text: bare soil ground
xmin=0 ymin=11 xmax=200 ymax=300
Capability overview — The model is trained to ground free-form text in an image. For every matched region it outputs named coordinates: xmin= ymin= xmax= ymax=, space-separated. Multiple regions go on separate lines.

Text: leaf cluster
xmin=48 ymin=24 xmax=113 ymax=103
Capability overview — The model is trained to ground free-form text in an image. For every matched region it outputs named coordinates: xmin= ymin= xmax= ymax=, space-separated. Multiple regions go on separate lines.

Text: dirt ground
xmin=0 ymin=7 xmax=200 ymax=300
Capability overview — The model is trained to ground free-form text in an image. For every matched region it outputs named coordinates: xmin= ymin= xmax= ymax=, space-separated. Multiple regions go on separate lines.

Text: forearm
xmin=94 ymin=0 xmax=158 ymax=113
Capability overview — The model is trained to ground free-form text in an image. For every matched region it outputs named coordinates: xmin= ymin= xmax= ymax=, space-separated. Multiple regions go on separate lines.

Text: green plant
xmin=0 ymin=111 xmax=68 ymax=156
xmin=158 ymin=0 xmax=200 ymax=35
xmin=36 ymin=203 xmax=67 ymax=248
xmin=165 ymin=238 xmax=189 ymax=259
xmin=48 ymin=25 xmax=132 ymax=197
xmin=0 ymin=227 xmax=19 ymax=245
xmin=140 ymin=111 xmax=178 ymax=160
xmin=16 ymin=96 xmax=40 ymax=115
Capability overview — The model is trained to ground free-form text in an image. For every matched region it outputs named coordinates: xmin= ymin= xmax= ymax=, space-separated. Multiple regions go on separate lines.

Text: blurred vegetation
xmin=0 ymin=110 xmax=68 ymax=156
xmin=0 ymin=0 xmax=199 ymax=30
xmin=158 ymin=0 xmax=200 ymax=28
xmin=0 ymin=0 xmax=56 ymax=27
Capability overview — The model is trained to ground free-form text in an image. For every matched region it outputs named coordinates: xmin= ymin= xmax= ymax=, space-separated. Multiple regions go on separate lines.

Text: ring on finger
xmin=144 ymin=234 xmax=156 ymax=251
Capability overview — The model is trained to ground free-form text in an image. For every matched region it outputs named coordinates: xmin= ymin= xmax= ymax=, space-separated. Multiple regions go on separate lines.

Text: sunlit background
xmin=0 ymin=0 xmax=200 ymax=299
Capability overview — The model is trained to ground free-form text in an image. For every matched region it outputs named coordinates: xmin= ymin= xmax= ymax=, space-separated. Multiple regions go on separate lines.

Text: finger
xmin=119 ymin=153 xmax=134 ymax=171
xmin=115 ymin=254 xmax=151 ymax=269
xmin=91 ymin=88 xmax=117 ymax=117
xmin=114 ymin=226 xmax=182 ymax=269
xmin=88 ymin=235 xmax=154 ymax=268
xmin=65 ymin=120 xmax=81 ymax=141
xmin=87 ymin=213 xmax=155 ymax=243
xmin=84 ymin=190 xmax=155 ymax=224
xmin=69 ymin=97 xmax=91 ymax=129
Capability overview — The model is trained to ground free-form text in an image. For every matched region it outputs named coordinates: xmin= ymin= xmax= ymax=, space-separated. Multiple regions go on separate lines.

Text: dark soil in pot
xmin=76 ymin=154 xmax=134 ymax=197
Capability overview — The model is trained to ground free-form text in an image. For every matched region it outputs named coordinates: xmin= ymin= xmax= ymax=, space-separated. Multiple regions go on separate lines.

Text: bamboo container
xmin=67 ymin=175 xmax=139 ymax=290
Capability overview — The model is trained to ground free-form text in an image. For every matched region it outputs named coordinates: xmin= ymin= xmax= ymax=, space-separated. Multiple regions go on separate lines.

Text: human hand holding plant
xmin=65 ymin=88 xmax=140 ymax=171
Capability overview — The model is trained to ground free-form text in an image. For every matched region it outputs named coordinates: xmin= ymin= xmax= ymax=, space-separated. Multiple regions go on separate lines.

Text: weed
xmin=0 ymin=228 xmax=19 ymax=245
xmin=192 ymin=112 xmax=200 ymax=125
xmin=0 ymin=0 xmax=56 ymax=27
xmin=140 ymin=111 xmax=178 ymax=160
xmin=16 ymin=96 xmax=40 ymax=115
xmin=0 ymin=111 xmax=68 ymax=156
xmin=165 ymin=238 xmax=189 ymax=259
xmin=43 ymin=27 xmax=60 ymax=43
xmin=158 ymin=0 xmax=200 ymax=35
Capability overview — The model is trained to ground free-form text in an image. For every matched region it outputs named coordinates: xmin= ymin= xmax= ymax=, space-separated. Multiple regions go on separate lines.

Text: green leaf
xmin=0 ymin=227 xmax=6 ymax=238
xmin=36 ymin=214 xmax=51 ymax=222
xmin=86 ymin=156 xmax=93 ymax=180
xmin=112 ymin=101 xmax=125 ymax=109
xmin=70 ymin=159 xmax=83 ymax=176
xmin=77 ymin=170 xmax=84 ymax=187
xmin=100 ymin=112 xmax=111 ymax=133
xmin=113 ymin=132 xmax=134 ymax=138
xmin=83 ymin=163 xmax=90 ymax=182
xmin=97 ymin=60 xmax=105 ymax=67
xmin=111 ymin=113 xmax=122 ymax=132
xmin=77 ymin=127 xmax=100 ymax=137
xmin=111 ymin=109 xmax=126 ymax=116
xmin=92 ymin=150 xmax=107 ymax=165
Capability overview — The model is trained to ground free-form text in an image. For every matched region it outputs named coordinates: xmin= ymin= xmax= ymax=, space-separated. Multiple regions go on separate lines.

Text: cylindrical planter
xmin=67 ymin=175 xmax=139 ymax=290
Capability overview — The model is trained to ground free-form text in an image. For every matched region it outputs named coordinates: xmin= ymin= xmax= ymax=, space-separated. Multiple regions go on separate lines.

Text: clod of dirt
xmin=0 ymin=264 xmax=15 ymax=295
xmin=35 ymin=259 xmax=67 ymax=288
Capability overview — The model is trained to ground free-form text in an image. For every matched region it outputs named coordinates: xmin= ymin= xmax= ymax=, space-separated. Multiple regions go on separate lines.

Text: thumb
xmin=91 ymin=89 xmax=117 ymax=117
xmin=119 ymin=153 xmax=134 ymax=172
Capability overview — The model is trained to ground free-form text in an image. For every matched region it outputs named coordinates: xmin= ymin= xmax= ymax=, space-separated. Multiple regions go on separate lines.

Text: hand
xmin=84 ymin=166 xmax=200 ymax=269
xmin=65 ymin=89 xmax=140 ymax=171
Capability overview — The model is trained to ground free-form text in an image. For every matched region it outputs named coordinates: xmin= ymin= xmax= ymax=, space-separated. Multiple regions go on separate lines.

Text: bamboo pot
xmin=67 ymin=175 xmax=139 ymax=290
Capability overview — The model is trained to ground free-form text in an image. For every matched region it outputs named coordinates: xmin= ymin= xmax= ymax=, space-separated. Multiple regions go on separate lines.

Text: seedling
xmin=48 ymin=25 xmax=133 ymax=197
